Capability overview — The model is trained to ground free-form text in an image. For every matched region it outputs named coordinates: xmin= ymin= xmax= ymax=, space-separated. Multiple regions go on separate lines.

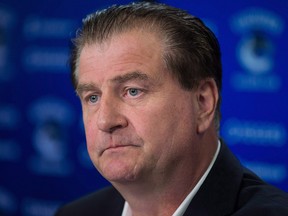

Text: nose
xmin=97 ymin=95 xmax=128 ymax=133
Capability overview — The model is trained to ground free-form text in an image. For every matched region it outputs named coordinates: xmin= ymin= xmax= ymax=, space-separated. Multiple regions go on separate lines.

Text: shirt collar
xmin=122 ymin=140 xmax=221 ymax=216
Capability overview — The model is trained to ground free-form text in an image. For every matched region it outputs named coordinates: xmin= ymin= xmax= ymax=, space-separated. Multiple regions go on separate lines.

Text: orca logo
xmin=230 ymin=8 xmax=284 ymax=91
xmin=27 ymin=96 xmax=74 ymax=176
xmin=238 ymin=31 xmax=274 ymax=74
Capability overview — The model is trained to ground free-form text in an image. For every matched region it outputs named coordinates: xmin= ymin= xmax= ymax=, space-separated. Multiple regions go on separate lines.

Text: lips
xmin=107 ymin=143 xmax=139 ymax=150
xmin=100 ymin=145 xmax=134 ymax=157
xmin=107 ymin=144 xmax=132 ymax=149
xmin=100 ymin=143 xmax=138 ymax=155
xmin=97 ymin=134 xmax=144 ymax=156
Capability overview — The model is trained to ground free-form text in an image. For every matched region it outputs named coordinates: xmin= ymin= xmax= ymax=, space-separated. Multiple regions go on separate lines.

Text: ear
xmin=196 ymin=78 xmax=219 ymax=134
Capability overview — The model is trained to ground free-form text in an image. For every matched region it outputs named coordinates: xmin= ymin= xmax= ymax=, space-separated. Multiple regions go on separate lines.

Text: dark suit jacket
xmin=55 ymin=143 xmax=288 ymax=215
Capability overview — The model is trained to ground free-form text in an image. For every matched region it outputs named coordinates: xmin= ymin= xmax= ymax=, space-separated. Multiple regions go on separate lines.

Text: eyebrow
xmin=76 ymin=71 xmax=149 ymax=96
xmin=111 ymin=71 xmax=149 ymax=84
xmin=76 ymin=83 xmax=97 ymax=96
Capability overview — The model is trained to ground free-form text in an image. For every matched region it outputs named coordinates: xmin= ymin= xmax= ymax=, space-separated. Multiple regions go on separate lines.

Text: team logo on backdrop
xmin=27 ymin=96 xmax=74 ymax=176
xmin=22 ymin=17 xmax=76 ymax=73
xmin=241 ymin=159 xmax=287 ymax=184
xmin=238 ymin=31 xmax=273 ymax=74
xmin=230 ymin=8 xmax=284 ymax=91
xmin=222 ymin=118 xmax=287 ymax=147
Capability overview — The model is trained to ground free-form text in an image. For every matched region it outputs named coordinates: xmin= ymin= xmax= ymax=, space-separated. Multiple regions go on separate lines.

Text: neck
xmin=114 ymin=180 xmax=191 ymax=216
xmin=113 ymin=134 xmax=219 ymax=216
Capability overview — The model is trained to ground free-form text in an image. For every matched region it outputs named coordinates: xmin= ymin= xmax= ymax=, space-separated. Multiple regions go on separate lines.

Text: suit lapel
xmin=183 ymin=142 xmax=243 ymax=216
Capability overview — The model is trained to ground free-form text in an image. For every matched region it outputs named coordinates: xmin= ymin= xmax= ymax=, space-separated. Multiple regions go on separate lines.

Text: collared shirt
xmin=121 ymin=140 xmax=221 ymax=216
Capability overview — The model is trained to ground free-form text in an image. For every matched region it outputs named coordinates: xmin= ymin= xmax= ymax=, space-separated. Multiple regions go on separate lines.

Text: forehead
xmin=86 ymin=29 xmax=163 ymax=58
xmin=78 ymin=30 xmax=166 ymax=84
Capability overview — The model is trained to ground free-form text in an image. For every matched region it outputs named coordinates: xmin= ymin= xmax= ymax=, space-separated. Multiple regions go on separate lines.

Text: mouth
xmin=107 ymin=144 xmax=131 ymax=149
xmin=102 ymin=144 xmax=138 ymax=154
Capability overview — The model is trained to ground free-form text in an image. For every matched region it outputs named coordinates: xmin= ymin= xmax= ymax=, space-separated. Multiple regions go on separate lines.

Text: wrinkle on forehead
xmin=77 ymin=29 xmax=168 ymax=89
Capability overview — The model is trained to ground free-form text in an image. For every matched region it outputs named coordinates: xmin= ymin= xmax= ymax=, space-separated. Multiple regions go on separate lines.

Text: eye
xmin=88 ymin=95 xmax=99 ymax=104
xmin=127 ymin=88 xmax=140 ymax=97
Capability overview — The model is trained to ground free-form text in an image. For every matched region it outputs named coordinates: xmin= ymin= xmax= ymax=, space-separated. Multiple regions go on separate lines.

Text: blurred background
xmin=0 ymin=0 xmax=287 ymax=215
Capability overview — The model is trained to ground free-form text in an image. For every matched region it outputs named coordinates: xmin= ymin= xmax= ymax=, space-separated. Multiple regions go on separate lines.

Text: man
xmin=56 ymin=2 xmax=288 ymax=215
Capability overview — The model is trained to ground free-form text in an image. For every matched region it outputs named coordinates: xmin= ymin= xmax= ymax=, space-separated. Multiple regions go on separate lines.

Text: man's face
xmin=77 ymin=30 xmax=200 ymax=184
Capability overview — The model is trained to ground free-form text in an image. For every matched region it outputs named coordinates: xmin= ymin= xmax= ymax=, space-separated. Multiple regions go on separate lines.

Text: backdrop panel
xmin=0 ymin=0 xmax=287 ymax=215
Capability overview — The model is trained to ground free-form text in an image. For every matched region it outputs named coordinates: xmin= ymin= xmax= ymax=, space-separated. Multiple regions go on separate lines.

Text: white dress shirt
xmin=121 ymin=141 xmax=221 ymax=216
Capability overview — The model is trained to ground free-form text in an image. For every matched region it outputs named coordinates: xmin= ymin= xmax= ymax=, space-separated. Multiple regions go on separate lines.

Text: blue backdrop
xmin=0 ymin=0 xmax=287 ymax=215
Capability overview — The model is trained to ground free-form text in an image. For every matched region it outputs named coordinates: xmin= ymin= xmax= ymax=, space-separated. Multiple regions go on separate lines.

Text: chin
xmin=98 ymin=159 xmax=141 ymax=183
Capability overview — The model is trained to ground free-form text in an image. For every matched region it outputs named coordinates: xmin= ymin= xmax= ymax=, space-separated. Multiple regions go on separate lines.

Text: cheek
xmin=133 ymin=105 xmax=179 ymax=148
xmin=135 ymin=100 xmax=196 ymax=155
xmin=83 ymin=117 xmax=98 ymax=152
xmin=84 ymin=121 xmax=103 ymax=168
